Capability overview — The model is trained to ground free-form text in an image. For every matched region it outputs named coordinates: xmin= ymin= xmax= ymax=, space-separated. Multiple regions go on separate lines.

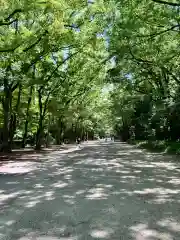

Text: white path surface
xmin=0 ymin=141 xmax=180 ymax=240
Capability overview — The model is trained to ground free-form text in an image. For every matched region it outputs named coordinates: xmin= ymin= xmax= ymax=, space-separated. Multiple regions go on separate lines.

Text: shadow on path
xmin=0 ymin=141 xmax=180 ymax=239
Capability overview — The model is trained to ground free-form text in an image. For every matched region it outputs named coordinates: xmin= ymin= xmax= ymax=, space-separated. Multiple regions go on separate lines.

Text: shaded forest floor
xmin=128 ymin=140 xmax=180 ymax=155
xmin=1 ymin=141 xmax=180 ymax=240
xmin=0 ymin=144 xmax=75 ymax=165
xmin=0 ymin=144 xmax=78 ymax=175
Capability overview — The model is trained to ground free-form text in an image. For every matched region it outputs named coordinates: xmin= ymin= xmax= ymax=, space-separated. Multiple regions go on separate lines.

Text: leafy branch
xmin=152 ymin=0 xmax=180 ymax=6
xmin=0 ymin=30 xmax=48 ymax=53
xmin=44 ymin=52 xmax=78 ymax=83
xmin=137 ymin=24 xmax=180 ymax=38
xmin=23 ymin=30 xmax=48 ymax=52
xmin=129 ymin=47 xmax=153 ymax=64
xmin=0 ymin=9 xmax=22 ymax=26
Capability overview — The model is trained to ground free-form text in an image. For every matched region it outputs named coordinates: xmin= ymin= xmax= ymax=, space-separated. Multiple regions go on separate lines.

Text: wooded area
xmin=0 ymin=0 xmax=180 ymax=153
xmin=109 ymin=0 xmax=180 ymax=153
xmin=0 ymin=0 xmax=113 ymax=152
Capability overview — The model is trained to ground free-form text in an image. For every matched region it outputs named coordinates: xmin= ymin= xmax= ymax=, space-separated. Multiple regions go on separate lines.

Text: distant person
xmin=111 ymin=136 xmax=114 ymax=141
xmin=76 ymin=137 xmax=81 ymax=145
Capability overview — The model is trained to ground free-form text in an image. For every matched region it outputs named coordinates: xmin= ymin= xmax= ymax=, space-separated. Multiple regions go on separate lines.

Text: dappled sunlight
xmin=19 ymin=235 xmax=73 ymax=240
xmin=5 ymin=220 xmax=16 ymax=226
xmin=168 ymin=178 xmax=180 ymax=185
xmin=90 ymin=229 xmax=113 ymax=238
xmin=121 ymin=175 xmax=139 ymax=179
xmin=157 ymin=218 xmax=180 ymax=232
xmin=25 ymin=200 xmax=41 ymax=208
xmin=1 ymin=142 xmax=180 ymax=239
xmin=0 ymin=161 xmax=36 ymax=174
xmin=130 ymin=223 xmax=174 ymax=240
xmin=63 ymin=195 xmax=76 ymax=205
xmin=85 ymin=187 xmax=108 ymax=200
xmin=34 ymin=183 xmax=44 ymax=189
xmin=75 ymin=190 xmax=86 ymax=196
xmin=51 ymin=181 xmax=69 ymax=189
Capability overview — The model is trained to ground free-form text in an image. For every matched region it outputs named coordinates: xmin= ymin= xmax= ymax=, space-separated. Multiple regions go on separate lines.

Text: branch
xmin=64 ymin=24 xmax=79 ymax=29
xmin=65 ymin=90 xmax=88 ymax=106
xmin=0 ymin=44 xmax=21 ymax=53
xmin=22 ymin=45 xmax=74 ymax=73
xmin=45 ymin=52 xmax=78 ymax=82
xmin=36 ymin=53 xmax=78 ymax=115
xmin=43 ymin=74 xmax=69 ymax=116
xmin=152 ymin=0 xmax=180 ymax=6
xmin=51 ymin=44 xmax=76 ymax=53
xmin=38 ymin=87 xmax=43 ymax=116
xmin=65 ymin=74 xmax=98 ymax=106
xmin=9 ymin=82 xmax=19 ymax=92
xmin=5 ymin=9 xmax=22 ymax=21
xmin=43 ymin=92 xmax=51 ymax=116
xmin=129 ymin=47 xmax=153 ymax=64
xmin=64 ymin=23 xmax=84 ymax=30
xmin=137 ymin=24 xmax=180 ymax=38
xmin=162 ymin=67 xmax=180 ymax=83
xmin=23 ymin=30 xmax=48 ymax=52
xmin=135 ymin=88 xmax=148 ymax=94
xmin=0 ymin=9 xmax=22 ymax=27
xmin=101 ymin=54 xmax=116 ymax=64
xmin=12 ymin=83 xmax=19 ymax=92
xmin=43 ymin=85 xmax=58 ymax=116
xmin=0 ymin=18 xmax=17 ymax=26
xmin=21 ymin=50 xmax=47 ymax=73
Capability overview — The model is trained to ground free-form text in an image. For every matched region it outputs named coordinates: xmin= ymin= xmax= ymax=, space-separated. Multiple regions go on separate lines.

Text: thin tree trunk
xmin=2 ymin=96 xmax=10 ymax=152
xmin=45 ymin=114 xmax=51 ymax=147
xmin=22 ymin=86 xmax=33 ymax=148
xmin=35 ymin=85 xmax=52 ymax=150
xmin=9 ymin=84 xmax=22 ymax=148
xmin=1 ymin=79 xmax=11 ymax=152
xmin=35 ymin=116 xmax=44 ymax=150
xmin=55 ymin=117 xmax=64 ymax=144
xmin=35 ymin=88 xmax=44 ymax=150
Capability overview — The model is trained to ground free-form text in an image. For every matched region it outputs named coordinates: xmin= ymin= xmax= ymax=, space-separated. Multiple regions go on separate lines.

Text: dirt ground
xmin=0 ymin=141 xmax=180 ymax=240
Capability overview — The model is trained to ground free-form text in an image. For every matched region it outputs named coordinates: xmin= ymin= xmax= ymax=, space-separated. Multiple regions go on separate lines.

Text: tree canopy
xmin=0 ymin=0 xmax=114 ymax=151
xmin=0 ymin=0 xmax=179 ymax=153
xmin=107 ymin=0 xmax=180 ymax=153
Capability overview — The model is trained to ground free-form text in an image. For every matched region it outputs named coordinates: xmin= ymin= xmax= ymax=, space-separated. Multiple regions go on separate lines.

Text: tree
xmin=0 ymin=0 xmax=112 ymax=151
xmin=108 ymin=0 xmax=180 ymax=149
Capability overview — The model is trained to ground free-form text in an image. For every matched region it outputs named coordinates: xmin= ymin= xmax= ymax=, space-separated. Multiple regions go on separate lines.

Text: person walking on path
xmin=76 ymin=137 xmax=81 ymax=148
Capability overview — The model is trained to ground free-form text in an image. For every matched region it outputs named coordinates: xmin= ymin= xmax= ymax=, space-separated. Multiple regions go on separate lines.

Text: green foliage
xmin=0 ymin=0 xmax=113 ymax=151
xmin=2 ymin=0 xmax=180 ymax=154
xmin=108 ymin=0 xmax=180 ymax=153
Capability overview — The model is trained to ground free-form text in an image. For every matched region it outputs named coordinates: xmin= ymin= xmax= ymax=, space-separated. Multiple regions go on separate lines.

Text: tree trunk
xmin=22 ymin=86 xmax=33 ymax=148
xmin=55 ymin=117 xmax=64 ymax=144
xmin=9 ymin=113 xmax=16 ymax=148
xmin=35 ymin=116 xmax=44 ymax=150
xmin=22 ymin=118 xmax=29 ymax=148
xmin=35 ymin=84 xmax=52 ymax=150
xmin=35 ymin=88 xmax=44 ymax=150
xmin=9 ymin=84 xmax=22 ymax=147
xmin=1 ymin=79 xmax=11 ymax=152
xmin=81 ymin=127 xmax=84 ymax=140
xmin=1 ymin=96 xmax=11 ymax=152
xmin=45 ymin=114 xmax=51 ymax=147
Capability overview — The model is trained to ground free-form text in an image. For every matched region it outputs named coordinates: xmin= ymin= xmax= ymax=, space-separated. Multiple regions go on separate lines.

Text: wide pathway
xmin=1 ymin=141 xmax=180 ymax=240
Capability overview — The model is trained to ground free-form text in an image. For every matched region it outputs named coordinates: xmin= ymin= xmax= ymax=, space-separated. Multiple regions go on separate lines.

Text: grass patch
xmin=165 ymin=142 xmax=180 ymax=154
xmin=128 ymin=140 xmax=180 ymax=155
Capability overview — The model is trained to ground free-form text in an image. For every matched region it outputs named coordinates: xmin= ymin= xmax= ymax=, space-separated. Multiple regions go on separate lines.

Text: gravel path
xmin=0 ymin=141 xmax=180 ymax=240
